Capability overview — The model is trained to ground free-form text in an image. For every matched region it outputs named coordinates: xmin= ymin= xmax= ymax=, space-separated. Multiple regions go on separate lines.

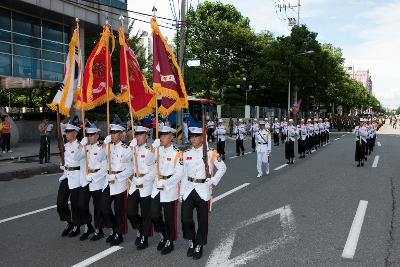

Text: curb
xmin=0 ymin=164 xmax=62 ymax=181
xmin=0 ymin=152 xmax=60 ymax=162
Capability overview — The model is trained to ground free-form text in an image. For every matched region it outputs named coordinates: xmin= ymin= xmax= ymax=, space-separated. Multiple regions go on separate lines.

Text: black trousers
xmin=207 ymin=129 xmax=215 ymax=142
xmin=101 ymin=186 xmax=126 ymax=235
xmin=39 ymin=135 xmax=50 ymax=163
xmin=1 ymin=133 xmax=10 ymax=152
xmin=281 ymin=133 xmax=286 ymax=143
xmin=91 ymin=190 xmax=104 ymax=229
xmin=127 ymin=189 xmax=152 ymax=237
xmin=314 ymin=134 xmax=319 ymax=149
xmin=236 ymin=139 xmax=244 ymax=154
xmin=78 ymin=185 xmax=92 ymax=226
xmin=306 ymin=137 xmax=312 ymax=152
xmin=217 ymin=140 xmax=225 ymax=156
xmin=326 ymin=132 xmax=330 ymax=142
xmin=285 ymin=140 xmax=295 ymax=159
xmin=273 ymin=132 xmax=280 ymax=145
xmin=150 ymin=193 xmax=177 ymax=241
xmin=298 ymin=139 xmax=306 ymax=154
xmin=56 ymin=179 xmax=79 ymax=225
xmin=181 ymin=190 xmax=208 ymax=245
xmin=355 ymin=140 xmax=366 ymax=162
xmin=251 ymin=136 xmax=256 ymax=150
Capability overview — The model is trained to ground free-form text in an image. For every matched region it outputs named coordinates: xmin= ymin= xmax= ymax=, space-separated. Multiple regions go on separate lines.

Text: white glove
xmin=104 ymin=135 xmax=112 ymax=144
xmin=129 ymin=138 xmax=137 ymax=148
xmin=60 ymin=165 xmax=65 ymax=171
xmin=152 ymin=139 xmax=161 ymax=149
xmin=205 ymin=178 xmax=213 ymax=186
xmin=178 ymin=195 xmax=183 ymax=203
xmin=157 ymin=180 xmax=164 ymax=188
xmin=107 ymin=174 xmax=116 ymax=182
xmin=86 ymin=173 xmax=94 ymax=182
xmin=80 ymin=137 xmax=88 ymax=146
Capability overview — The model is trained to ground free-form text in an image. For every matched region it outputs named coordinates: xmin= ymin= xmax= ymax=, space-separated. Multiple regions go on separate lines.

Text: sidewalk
xmin=378 ymin=120 xmax=400 ymax=135
xmin=0 ymin=140 xmax=61 ymax=181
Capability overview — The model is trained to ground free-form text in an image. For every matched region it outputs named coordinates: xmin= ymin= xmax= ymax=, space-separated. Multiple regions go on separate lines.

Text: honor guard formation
xmin=57 ymin=123 xmax=226 ymax=260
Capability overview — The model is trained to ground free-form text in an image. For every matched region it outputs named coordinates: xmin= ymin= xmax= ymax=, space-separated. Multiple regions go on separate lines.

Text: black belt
xmin=108 ymin=170 xmax=122 ymax=175
xmin=188 ymin=177 xmax=206 ymax=183
xmin=258 ymin=142 xmax=268 ymax=145
xmin=65 ymin=166 xmax=80 ymax=171
xmin=136 ymin=184 xmax=143 ymax=189
xmin=88 ymin=169 xmax=100 ymax=174
xmin=134 ymin=173 xmax=146 ymax=178
xmin=159 ymin=175 xmax=172 ymax=180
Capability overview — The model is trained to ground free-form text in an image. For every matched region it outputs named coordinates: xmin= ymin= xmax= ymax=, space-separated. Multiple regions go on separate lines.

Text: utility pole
xmin=177 ymin=0 xmax=187 ymax=143
xmin=297 ymin=0 xmax=300 ymax=25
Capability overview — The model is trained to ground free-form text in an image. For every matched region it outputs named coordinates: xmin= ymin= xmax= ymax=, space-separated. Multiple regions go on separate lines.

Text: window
xmin=13 ymin=33 xmax=41 ymax=48
xmin=42 ymin=50 xmax=64 ymax=62
xmin=13 ymin=12 xmax=41 ymax=37
xmin=14 ymin=44 xmax=41 ymax=58
xmin=0 ymin=30 xmax=11 ymax=42
xmin=43 ymin=40 xmax=64 ymax=53
xmin=0 ymin=7 xmax=10 ymax=30
xmin=43 ymin=20 xmax=63 ymax=43
xmin=13 ymin=56 xmax=41 ymax=79
xmin=0 ymin=53 xmax=11 ymax=75
xmin=42 ymin=61 xmax=63 ymax=81
xmin=0 ymin=42 xmax=11 ymax=54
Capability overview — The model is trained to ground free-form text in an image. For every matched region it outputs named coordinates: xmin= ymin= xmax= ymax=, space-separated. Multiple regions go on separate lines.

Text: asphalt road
xmin=1 ymin=132 xmax=399 ymax=267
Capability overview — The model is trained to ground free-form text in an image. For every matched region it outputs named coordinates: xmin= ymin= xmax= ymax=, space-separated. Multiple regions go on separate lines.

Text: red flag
xmin=290 ymin=99 xmax=302 ymax=114
xmin=151 ymin=18 xmax=188 ymax=118
xmin=75 ymin=25 xmax=115 ymax=110
xmin=115 ymin=26 xmax=155 ymax=119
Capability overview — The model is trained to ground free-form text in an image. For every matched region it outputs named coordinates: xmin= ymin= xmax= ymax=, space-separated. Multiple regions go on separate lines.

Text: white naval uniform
xmin=129 ymin=144 xmax=156 ymax=197
xmin=213 ymin=125 xmax=227 ymax=142
xmin=250 ymin=123 xmax=259 ymax=138
xmin=181 ymin=147 xmax=227 ymax=201
xmin=103 ymin=141 xmax=133 ymax=196
xmin=298 ymin=124 xmax=308 ymax=141
xmin=272 ymin=122 xmax=280 ymax=134
xmin=287 ymin=125 xmax=298 ymax=142
xmin=234 ymin=124 xmax=246 ymax=140
xmin=255 ymin=129 xmax=272 ymax=176
xmin=151 ymin=145 xmax=183 ymax=202
xmin=60 ymin=140 xmax=83 ymax=189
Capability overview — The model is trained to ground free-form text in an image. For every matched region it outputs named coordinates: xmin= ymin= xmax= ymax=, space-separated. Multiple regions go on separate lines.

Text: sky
xmin=128 ymin=0 xmax=400 ymax=109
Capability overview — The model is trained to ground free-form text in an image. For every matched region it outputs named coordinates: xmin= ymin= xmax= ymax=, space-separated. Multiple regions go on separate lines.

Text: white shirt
xmin=314 ymin=123 xmax=320 ymax=134
xmin=234 ymin=124 xmax=246 ymax=140
xmin=307 ymin=123 xmax=314 ymax=137
xmin=151 ymin=145 xmax=184 ymax=202
xmin=250 ymin=123 xmax=259 ymax=137
xmin=281 ymin=122 xmax=288 ymax=133
xmin=255 ymin=129 xmax=271 ymax=153
xmin=297 ymin=124 xmax=308 ymax=140
xmin=60 ymin=140 xmax=83 ymax=190
xmin=272 ymin=122 xmax=280 ymax=134
xmin=207 ymin=121 xmax=215 ymax=129
xmin=286 ymin=125 xmax=298 ymax=142
xmin=353 ymin=126 xmax=368 ymax=142
xmin=181 ymin=147 xmax=227 ymax=201
xmin=213 ymin=125 xmax=227 ymax=142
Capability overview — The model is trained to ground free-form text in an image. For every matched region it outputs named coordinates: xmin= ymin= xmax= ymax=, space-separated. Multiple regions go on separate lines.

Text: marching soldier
xmin=297 ymin=119 xmax=307 ymax=158
xmin=250 ymin=119 xmax=259 ymax=152
xmin=272 ymin=118 xmax=280 ymax=146
xmin=234 ymin=119 xmax=246 ymax=156
xmin=255 ymin=121 xmax=271 ymax=177
xmin=74 ymin=127 xmax=107 ymax=241
xmin=353 ymin=120 xmax=368 ymax=167
xmin=126 ymin=126 xmax=155 ymax=250
xmin=280 ymin=118 xmax=288 ymax=144
xmin=213 ymin=119 xmax=227 ymax=160
xmin=101 ymin=124 xmax=133 ymax=246
xmin=206 ymin=118 xmax=215 ymax=142
xmin=324 ymin=118 xmax=330 ymax=144
xmin=313 ymin=118 xmax=320 ymax=150
xmin=181 ymin=127 xmax=227 ymax=260
xmin=306 ymin=119 xmax=314 ymax=154
xmin=285 ymin=119 xmax=298 ymax=164
xmin=150 ymin=126 xmax=184 ymax=255
xmin=318 ymin=118 xmax=325 ymax=146
xmin=57 ymin=124 xmax=82 ymax=237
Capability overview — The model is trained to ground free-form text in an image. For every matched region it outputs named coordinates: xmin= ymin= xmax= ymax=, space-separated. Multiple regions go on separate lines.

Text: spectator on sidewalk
xmin=1 ymin=115 xmax=12 ymax=153
xmin=38 ymin=117 xmax=52 ymax=164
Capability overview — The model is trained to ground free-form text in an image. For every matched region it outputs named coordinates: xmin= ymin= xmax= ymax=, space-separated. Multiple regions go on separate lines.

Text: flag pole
xmin=119 ymin=16 xmax=140 ymax=185
xmin=105 ymin=19 xmax=112 ymax=177
xmin=56 ymin=104 xmax=65 ymax=166
xmin=76 ymin=18 xmax=89 ymax=175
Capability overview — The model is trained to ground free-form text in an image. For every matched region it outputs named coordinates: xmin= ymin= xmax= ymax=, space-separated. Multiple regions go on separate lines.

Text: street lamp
xmin=246 ymin=85 xmax=252 ymax=105
xmin=288 ymin=50 xmax=315 ymax=117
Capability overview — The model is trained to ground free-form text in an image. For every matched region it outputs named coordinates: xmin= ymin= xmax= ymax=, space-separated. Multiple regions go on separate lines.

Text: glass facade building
xmin=0 ymin=6 xmax=69 ymax=82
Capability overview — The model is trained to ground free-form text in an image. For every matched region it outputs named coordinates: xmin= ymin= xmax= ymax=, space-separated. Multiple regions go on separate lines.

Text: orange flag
xmin=115 ymin=25 xmax=155 ymax=119
xmin=75 ymin=25 xmax=115 ymax=110
xmin=151 ymin=18 xmax=188 ymax=118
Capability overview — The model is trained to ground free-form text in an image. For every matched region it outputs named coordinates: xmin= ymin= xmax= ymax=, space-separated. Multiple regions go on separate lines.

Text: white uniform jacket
xmin=234 ymin=124 xmax=246 ymax=140
xmin=255 ymin=129 xmax=272 ymax=154
xmin=60 ymin=140 xmax=83 ymax=190
xmin=286 ymin=125 xmax=298 ymax=142
xmin=213 ymin=125 xmax=227 ymax=142
xmin=181 ymin=147 xmax=227 ymax=201
xmin=297 ymin=124 xmax=308 ymax=141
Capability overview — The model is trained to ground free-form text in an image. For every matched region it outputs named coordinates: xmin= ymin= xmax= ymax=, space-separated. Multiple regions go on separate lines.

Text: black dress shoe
xmin=80 ymin=225 xmax=95 ymax=241
xmin=61 ymin=222 xmax=74 ymax=237
xmin=287 ymin=161 xmax=291 ymax=164
xmin=361 ymin=162 xmax=364 ymax=167
xmin=241 ymin=152 xmax=244 ymax=156
xmin=161 ymin=240 xmax=174 ymax=255
xmin=135 ymin=234 xmax=142 ymax=246
xmin=357 ymin=163 xmax=361 ymax=167
xmin=187 ymin=241 xmax=195 ymax=257
xmin=157 ymin=238 xmax=166 ymax=251
xmin=193 ymin=245 xmax=203 ymax=260
xmin=90 ymin=230 xmax=104 ymax=241
xmin=110 ymin=234 xmax=123 ymax=246
xmin=106 ymin=233 xmax=115 ymax=243
xmin=68 ymin=226 xmax=80 ymax=237
xmin=136 ymin=236 xmax=148 ymax=250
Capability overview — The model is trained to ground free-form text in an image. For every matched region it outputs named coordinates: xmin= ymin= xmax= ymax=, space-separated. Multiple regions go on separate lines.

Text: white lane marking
xmin=274 ymin=164 xmax=288 ymax=171
xmin=342 ymin=134 xmax=346 ymax=137
xmin=335 ymin=138 xmax=340 ymax=141
xmin=206 ymin=205 xmax=297 ymax=267
xmin=71 ymin=246 xmax=123 ymax=267
xmin=377 ymin=142 xmax=381 ymax=147
xmin=244 ymin=152 xmax=252 ymax=155
xmin=229 ymin=152 xmax=252 ymax=159
xmin=0 ymin=205 xmax=57 ymax=224
xmin=372 ymin=155 xmax=380 ymax=168
xmin=213 ymin=183 xmax=250 ymax=203
xmin=229 ymin=155 xmax=238 ymax=159
xmin=341 ymin=200 xmax=368 ymax=259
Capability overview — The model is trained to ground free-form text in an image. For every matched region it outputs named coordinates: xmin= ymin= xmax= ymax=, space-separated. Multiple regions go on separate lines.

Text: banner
xmin=290 ymin=99 xmax=302 ymax=114
xmin=47 ymin=28 xmax=81 ymax=116
xmin=115 ymin=26 xmax=155 ymax=119
xmin=75 ymin=25 xmax=115 ymax=110
xmin=151 ymin=18 xmax=188 ymax=118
